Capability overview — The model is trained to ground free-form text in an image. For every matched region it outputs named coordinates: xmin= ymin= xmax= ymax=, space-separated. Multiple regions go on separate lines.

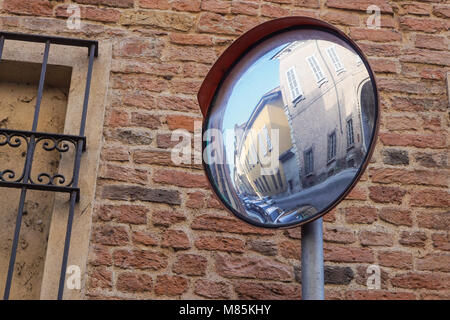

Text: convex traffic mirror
xmin=198 ymin=17 xmax=379 ymax=229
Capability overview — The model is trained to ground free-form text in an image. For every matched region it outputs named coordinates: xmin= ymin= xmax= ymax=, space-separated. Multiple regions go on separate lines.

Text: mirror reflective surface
xmin=203 ymin=28 xmax=378 ymax=228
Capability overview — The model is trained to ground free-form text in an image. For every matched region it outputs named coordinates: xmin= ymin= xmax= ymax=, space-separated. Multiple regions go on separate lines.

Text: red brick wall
xmin=1 ymin=0 xmax=448 ymax=300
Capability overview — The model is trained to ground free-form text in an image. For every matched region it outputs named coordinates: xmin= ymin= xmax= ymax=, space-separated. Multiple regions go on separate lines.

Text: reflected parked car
xmin=262 ymin=196 xmax=275 ymax=205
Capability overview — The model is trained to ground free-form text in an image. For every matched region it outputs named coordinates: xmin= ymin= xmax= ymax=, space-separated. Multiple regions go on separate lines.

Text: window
xmin=249 ymin=142 xmax=258 ymax=166
xmin=286 ymin=67 xmax=303 ymax=102
xmin=262 ymin=126 xmax=272 ymax=154
xmin=304 ymin=148 xmax=314 ymax=175
xmin=328 ymin=131 xmax=337 ymax=161
xmin=326 ymin=46 xmax=345 ymax=73
xmin=0 ymin=32 xmax=106 ymax=300
xmin=307 ymin=55 xmax=326 ymax=84
xmin=347 ymin=118 xmax=354 ymax=147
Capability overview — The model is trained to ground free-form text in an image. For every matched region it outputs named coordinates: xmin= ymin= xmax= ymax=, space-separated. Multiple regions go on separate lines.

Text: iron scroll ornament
xmin=198 ymin=17 xmax=380 ymax=229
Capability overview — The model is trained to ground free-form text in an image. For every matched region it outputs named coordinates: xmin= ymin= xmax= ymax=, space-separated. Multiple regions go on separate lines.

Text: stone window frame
xmin=1 ymin=38 xmax=111 ymax=300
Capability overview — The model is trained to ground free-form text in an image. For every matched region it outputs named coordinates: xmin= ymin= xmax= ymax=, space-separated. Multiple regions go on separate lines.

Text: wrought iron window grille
xmin=0 ymin=31 xmax=98 ymax=300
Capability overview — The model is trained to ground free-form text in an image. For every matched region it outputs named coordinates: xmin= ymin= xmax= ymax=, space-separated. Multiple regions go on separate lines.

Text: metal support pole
xmin=301 ymin=217 xmax=324 ymax=300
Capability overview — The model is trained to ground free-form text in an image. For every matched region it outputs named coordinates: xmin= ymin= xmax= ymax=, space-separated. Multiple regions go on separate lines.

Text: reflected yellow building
xmin=234 ymin=88 xmax=300 ymax=198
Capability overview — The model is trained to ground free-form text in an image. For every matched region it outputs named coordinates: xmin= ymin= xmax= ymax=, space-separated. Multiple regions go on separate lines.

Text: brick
xmin=401 ymin=2 xmax=430 ymax=16
xmin=324 ymin=266 xmax=354 ymax=285
xmin=132 ymin=150 xmax=173 ymax=167
xmin=343 ymin=206 xmax=378 ymax=224
xmin=101 ymin=146 xmax=130 ymax=162
xmin=113 ymin=37 xmax=163 ymax=58
xmin=261 ymin=4 xmax=290 ymax=18
xmin=155 ymin=275 xmax=188 ymax=296
xmin=89 ymin=245 xmax=112 ymax=267
xmin=4 ymin=0 xmax=54 ymax=16
xmin=186 ymin=191 xmax=205 ymax=209
xmin=246 ymin=240 xmax=277 ymax=256
xmin=355 ymin=265 xmax=389 ymax=289
xmin=391 ymin=272 xmax=450 ymax=290
xmin=321 ymin=10 xmax=360 ymax=26
xmin=324 ymin=244 xmax=374 ymax=263
xmin=89 ymin=267 xmax=112 ymax=289
xmin=74 ymin=0 xmax=134 ymax=8
xmin=102 ymin=185 xmax=181 ymax=205
xmin=350 ymin=28 xmax=401 ymax=42
xmin=195 ymin=236 xmax=245 ymax=253
xmin=152 ymin=210 xmax=186 ymax=227
xmin=99 ymin=164 xmax=148 ymax=185
xmin=359 ymin=43 xmax=401 ymax=57
xmin=431 ymin=233 xmax=450 ymax=251
xmin=172 ymin=0 xmax=201 ymax=12
xmin=235 ymin=282 xmax=301 ymax=300
xmin=369 ymin=186 xmax=406 ymax=204
xmin=123 ymin=10 xmax=196 ymax=31
xmin=345 ymin=186 xmax=368 ymax=200
xmin=166 ymin=114 xmax=202 ymax=132
xmin=416 ymin=253 xmax=450 ymax=272
xmin=117 ymin=272 xmax=152 ymax=292
xmin=294 ymin=0 xmax=319 ymax=9
xmin=194 ymin=279 xmax=231 ymax=299
xmin=279 ymin=240 xmax=301 ymax=260
xmin=215 ymin=254 xmax=293 ymax=281
xmin=391 ymin=96 xmax=447 ymax=112
xmin=198 ymin=12 xmax=261 ymax=36
xmin=324 ymin=227 xmax=356 ymax=244
xmin=415 ymin=34 xmax=448 ymax=51
xmin=113 ymin=249 xmax=168 ymax=270
xmin=169 ymin=33 xmax=213 ymax=46
xmin=411 ymin=190 xmax=450 ymax=208
xmin=379 ymin=208 xmax=412 ymax=227
xmin=382 ymin=149 xmax=409 ymax=166
xmin=56 ymin=5 xmax=121 ymax=23
xmin=130 ymin=112 xmax=161 ymax=129
xmin=111 ymin=74 xmax=168 ymax=92
xmin=107 ymin=109 xmax=128 ymax=127
xmin=161 ymin=229 xmax=191 ymax=250
xmin=153 ymin=169 xmax=208 ymax=188
xmin=399 ymin=231 xmax=427 ymax=247
xmin=192 ymin=214 xmax=275 ymax=236
xmin=165 ymin=45 xmax=217 ymax=64
xmin=326 ymin=0 xmax=392 ymax=13
xmin=346 ymin=290 xmax=416 ymax=300
xmin=369 ymin=168 xmax=447 ymax=187
xmin=132 ymin=231 xmax=158 ymax=246
xmin=139 ymin=0 xmax=170 ymax=9
xmin=378 ymin=250 xmax=413 ymax=269
xmin=400 ymin=48 xmax=450 ymax=67
xmin=359 ymin=230 xmax=394 ymax=247
xmin=173 ymin=253 xmax=207 ymax=276
xmin=201 ymin=0 xmax=231 ymax=14
xmin=414 ymin=152 xmax=448 ymax=168
xmin=95 ymin=204 xmax=148 ymax=224
xmin=433 ymin=5 xmax=450 ymax=19
xmin=231 ymin=1 xmax=259 ymax=16
xmin=93 ymin=225 xmax=129 ymax=246
xmin=385 ymin=115 xmax=419 ymax=131
xmin=399 ymin=17 xmax=446 ymax=33
xmin=284 ymin=226 xmax=302 ymax=239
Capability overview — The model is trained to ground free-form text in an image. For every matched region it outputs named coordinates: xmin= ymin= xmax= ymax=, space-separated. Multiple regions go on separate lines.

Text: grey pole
xmin=301 ymin=217 xmax=324 ymax=300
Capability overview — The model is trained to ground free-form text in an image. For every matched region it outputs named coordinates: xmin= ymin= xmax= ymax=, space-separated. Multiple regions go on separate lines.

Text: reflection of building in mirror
xmin=273 ymin=39 xmax=375 ymax=190
xmin=233 ymin=88 xmax=301 ymax=200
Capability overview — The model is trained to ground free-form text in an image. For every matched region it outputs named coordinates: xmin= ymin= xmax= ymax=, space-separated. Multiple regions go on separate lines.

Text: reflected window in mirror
xmin=346 ymin=118 xmax=355 ymax=148
xmin=286 ymin=67 xmax=303 ymax=102
xmin=326 ymin=46 xmax=345 ymax=74
xmin=306 ymin=55 xmax=327 ymax=85
xmin=304 ymin=148 xmax=314 ymax=176
xmin=327 ymin=131 xmax=337 ymax=162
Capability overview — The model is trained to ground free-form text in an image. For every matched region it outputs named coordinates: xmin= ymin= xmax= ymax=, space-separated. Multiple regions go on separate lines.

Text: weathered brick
xmin=153 ymin=169 xmax=209 ymax=188
xmin=234 ymin=282 xmax=301 ymax=300
xmin=431 ymin=233 xmax=450 ymax=251
xmin=93 ymin=225 xmax=129 ymax=246
xmin=343 ymin=206 xmax=378 ymax=224
xmin=192 ymin=214 xmax=275 ymax=236
xmin=195 ymin=236 xmax=245 ymax=253
xmin=378 ymin=250 xmax=413 ymax=269
xmin=399 ymin=231 xmax=427 ymax=247
xmin=369 ymin=186 xmax=406 ymax=204
xmin=117 ymin=272 xmax=152 ymax=292
xmin=173 ymin=253 xmax=207 ymax=276
xmin=102 ymin=185 xmax=181 ymax=205
xmin=416 ymin=253 xmax=450 ymax=272
xmin=324 ymin=244 xmax=374 ymax=263
xmin=379 ymin=208 xmax=412 ymax=227
xmin=89 ymin=267 xmax=112 ymax=289
xmin=369 ymin=168 xmax=447 ymax=187
xmin=411 ymin=190 xmax=450 ymax=208
xmin=346 ymin=290 xmax=416 ymax=300
xmin=194 ymin=279 xmax=231 ymax=299
xmin=324 ymin=266 xmax=354 ymax=285
xmin=324 ymin=227 xmax=356 ymax=244
xmin=155 ymin=275 xmax=189 ymax=296
xmin=247 ymin=240 xmax=278 ymax=256
xmin=113 ymin=249 xmax=168 ymax=270
xmin=382 ymin=149 xmax=409 ymax=166
xmin=161 ymin=229 xmax=191 ymax=250
xmin=132 ymin=230 xmax=158 ymax=246
xmin=327 ymin=0 xmax=392 ymax=13
xmin=152 ymin=210 xmax=186 ymax=227
xmin=359 ymin=230 xmax=394 ymax=247
xmin=4 ymin=0 xmax=54 ymax=16
xmin=215 ymin=254 xmax=293 ymax=281
xmin=391 ymin=272 xmax=450 ymax=290
xmin=279 ymin=240 xmax=301 ymax=260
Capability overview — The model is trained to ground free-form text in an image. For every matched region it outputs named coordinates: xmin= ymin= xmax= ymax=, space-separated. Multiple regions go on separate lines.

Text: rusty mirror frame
xmin=197 ymin=17 xmax=380 ymax=229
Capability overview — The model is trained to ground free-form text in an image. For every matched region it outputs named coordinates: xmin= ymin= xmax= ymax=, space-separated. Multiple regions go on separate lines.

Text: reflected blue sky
xmin=222 ymin=44 xmax=287 ymax=168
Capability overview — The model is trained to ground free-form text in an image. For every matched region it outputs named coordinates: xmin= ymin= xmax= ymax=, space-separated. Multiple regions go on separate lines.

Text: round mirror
xmin=201 ymin=18 xmax=379 ymax=229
